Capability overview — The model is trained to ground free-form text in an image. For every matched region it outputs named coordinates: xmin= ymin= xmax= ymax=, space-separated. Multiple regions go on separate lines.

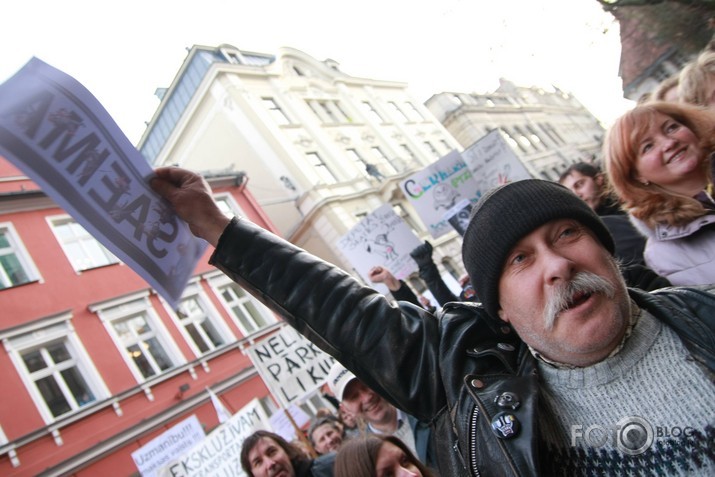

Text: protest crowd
xmin=3 ymin=29 xmax=713 ymax=477
xmin=148 ymin=40 xmax=715 ymax=476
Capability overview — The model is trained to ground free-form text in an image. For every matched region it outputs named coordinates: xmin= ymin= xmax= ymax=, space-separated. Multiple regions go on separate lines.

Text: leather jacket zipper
xmin=469 ymin=405 xmax=481 ymax=476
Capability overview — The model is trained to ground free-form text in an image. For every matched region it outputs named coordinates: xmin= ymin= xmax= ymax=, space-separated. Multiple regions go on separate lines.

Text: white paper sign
xmin=158 ymin=399 xmax=270 ymax=477
xmin=336 ymin=203 xmax=422 ymax=292
xmin=245 ymin=326 xmax=336 ymax=408
xmin=399 ymin=150 xmax=481 ymax=238
xmin=268 ymin=404 xmax=312 ymax=442
xmin=132 ymin=415 xmax=206 ymax=477
xmin=0 ymin=58 xmax=205 ymax=308
xmin=460 ymin=129 xmax=533 ymax=199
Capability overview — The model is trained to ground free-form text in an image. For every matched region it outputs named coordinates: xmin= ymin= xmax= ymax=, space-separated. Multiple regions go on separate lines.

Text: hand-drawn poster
xmin=132 ymin=415 xmax=206 ymax=477
xmin=336 ymin=203 xmax=422 ymax=293
xmin=0 ymin=58 xmax=205 ymax=308
xmin=245 ymin=325 xmax=336 ymax=408
xmin=460 ymin=129 xmax=533 ymax=199
xmin=399 ymin=150 xmax=481 ymax=238
xmin=158 ymin=399 xmax=270 ymax=477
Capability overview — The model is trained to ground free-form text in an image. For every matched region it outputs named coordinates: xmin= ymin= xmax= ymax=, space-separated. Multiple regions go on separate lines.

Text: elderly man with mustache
xmin=152 ymin=169 xmax=715 ymax=477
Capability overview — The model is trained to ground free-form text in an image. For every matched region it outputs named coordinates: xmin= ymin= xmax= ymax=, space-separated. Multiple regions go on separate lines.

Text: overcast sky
xmin=2 ymin=0 xmax=635 ymax=145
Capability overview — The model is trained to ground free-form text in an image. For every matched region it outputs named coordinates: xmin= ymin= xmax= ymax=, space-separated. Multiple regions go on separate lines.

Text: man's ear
xmin=497 ymin=308 xmax=510 ymax=323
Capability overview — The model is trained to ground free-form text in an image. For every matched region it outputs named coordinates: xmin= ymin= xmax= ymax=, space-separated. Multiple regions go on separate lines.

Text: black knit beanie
xmin=461 ymin=179 xmax=615 ymax=320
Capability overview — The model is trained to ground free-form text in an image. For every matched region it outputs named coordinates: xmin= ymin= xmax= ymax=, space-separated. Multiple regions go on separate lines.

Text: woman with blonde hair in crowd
xmin=334 ymin=435 xmax=436 ymax=477
xmin=679 ymin=48 xmax=715 ymax=108
xmin=604 ymin=100 xmax=715 ymax=285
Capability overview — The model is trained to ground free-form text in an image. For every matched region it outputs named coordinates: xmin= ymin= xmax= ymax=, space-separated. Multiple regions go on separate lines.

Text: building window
xmin=305 ymin=152 xmax=338 ymax=184
xmin=423 ymin=141 xmax=440 ymax=159
xmin=400 ymin=144 xmax=416 ymax=161
xmin=215 ymin=193 xmax=246 ymax=219
xmin=307 ymin=100 xmax=350 ymax=124
xmin=93 ymin=295 xmax=181 ymax=382
xmin=371 ymin=147 xmax=398 ymax=175
xmin=387 ymin=102 xmax=409 ymax=122
xmin=512 ymin=126 xmax=535 ymax=151
xmin=207 ymin=274 xmax=277 ymax=336
xmin=540 ymin=123 xmax=565 ymax=145
xmin=49 ymin=216 xmax=119 ymax=272
xmin=21 ymin=341 xmax=96 ymax=418
xmin=346 ymin=148 xmax=372 ymax=179
xmin=0 ymin=223 xmax=40 ymax=289
xmin=361 ymin=101 xmax=384 ymax=123
xmin=175 ymin=286 xmax=232 ymax=355
xmin=261 ymin=97 xmax=291 ymax=125
xmin=501 ymin=130 xmax=525 ymax=153
xmin=440 ymin=140 xmax=453 ymax=153
xmin=405 ymin=102 xmax=425 ymax=121
xmin=3 ymin=316 xmax=107 ymax=423
xmin=525 ymin=125 xmax=545 ymax=149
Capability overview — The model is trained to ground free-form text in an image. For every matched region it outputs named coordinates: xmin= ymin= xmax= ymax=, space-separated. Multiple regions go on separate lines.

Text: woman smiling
xmin=604 ymin=101 xmax=715 ymax=285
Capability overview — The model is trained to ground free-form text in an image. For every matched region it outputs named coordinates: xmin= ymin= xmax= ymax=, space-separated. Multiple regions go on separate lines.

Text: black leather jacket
xmin=210 ymin=218 xmax=715 ymax=476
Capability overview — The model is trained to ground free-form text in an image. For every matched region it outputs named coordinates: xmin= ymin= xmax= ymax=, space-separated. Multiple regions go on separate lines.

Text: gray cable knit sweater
xmin=537 ymin=310 xmax=715 ymax=476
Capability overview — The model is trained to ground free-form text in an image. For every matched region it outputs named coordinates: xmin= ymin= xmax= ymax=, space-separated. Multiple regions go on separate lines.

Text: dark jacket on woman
xmin=210 ymin=218 xmax=715 ymax=476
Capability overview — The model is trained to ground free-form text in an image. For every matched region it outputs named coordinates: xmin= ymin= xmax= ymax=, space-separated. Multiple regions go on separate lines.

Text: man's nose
xmin=541 ymin=248 xmax=574 ymax=285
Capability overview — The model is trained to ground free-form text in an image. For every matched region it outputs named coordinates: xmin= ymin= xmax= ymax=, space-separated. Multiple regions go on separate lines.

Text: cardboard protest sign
xmin=158 ymin=399 xmax=270 ymax=477
xmin=399 ymin=150 xmax=481 ymax=238
xmin=460 ymin=129 xmax=533 ymax=199
xmin=0 ymin=58 xmax=204 ymax=308
xmin=132 ymin=415 xmax=205 ymax=477
xmin=245 ymin=325 xmax=335 ymax=408
xmin=336 ymin=203 xmax=422 ymax=293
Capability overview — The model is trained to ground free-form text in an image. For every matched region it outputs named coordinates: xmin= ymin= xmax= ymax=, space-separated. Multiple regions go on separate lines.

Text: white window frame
xmin=304 ymin=152 xmax=338 ymax=185
xmin=0 ymin=222 xmax=42 ymax=288
xmin=261 ymin=97 xmax=292 ymax=125
xmin=387 ymin=101 xmax=409 ymax=123
xmin=214 ymin=193 xmax=246 ymax=220
xmin=1 ymin=313 xmax=109 ymax=424
xmin=91 ymin=292 xmax=184 ymax=383
xmin=164 ymin=280 xmax=236 ymax=357
xmin=205 ymin=271 xmax=278 ymax=337
xmin=370 ymin=147 xmax=398 ymax=175
xmin=47 ymin=214 xmax=119 ymax=272
xmin=360 ymin=101 xmax=384 ymax=123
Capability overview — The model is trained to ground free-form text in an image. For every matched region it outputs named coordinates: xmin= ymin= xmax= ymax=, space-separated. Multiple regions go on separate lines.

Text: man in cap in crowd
xmin=325 ymin=362 xmax=434 ymax=467
xmin=152 ymin=167 xmax=715 ymax=476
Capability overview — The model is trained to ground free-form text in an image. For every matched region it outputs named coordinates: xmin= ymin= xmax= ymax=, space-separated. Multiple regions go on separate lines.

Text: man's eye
xmin=558 ymin=226 xmax=581 ymax=240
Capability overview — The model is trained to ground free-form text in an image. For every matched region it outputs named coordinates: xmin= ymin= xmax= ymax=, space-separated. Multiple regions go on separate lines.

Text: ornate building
xmin=138 ymin=44 xmax=467 ymax=294
xmin=425 ymin=79 xmax=606 ymax=181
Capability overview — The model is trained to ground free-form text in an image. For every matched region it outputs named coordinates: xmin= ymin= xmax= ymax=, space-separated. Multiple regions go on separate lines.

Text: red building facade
xmin=0 ymin=158 xmax=286 ymax=476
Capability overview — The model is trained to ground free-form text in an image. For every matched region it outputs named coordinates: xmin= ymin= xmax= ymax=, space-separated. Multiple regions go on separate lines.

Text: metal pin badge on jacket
xmin=491 ymin=412 xmax=520 ymax=439
xmin=494 ymin=391 xmax=520 ymax=410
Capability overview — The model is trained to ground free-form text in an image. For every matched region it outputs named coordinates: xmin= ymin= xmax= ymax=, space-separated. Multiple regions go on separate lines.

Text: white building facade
xmin=138 ymin=44 xmax=465 ymax=293
xmin=425 ymin=79 xmax=606 ymax=181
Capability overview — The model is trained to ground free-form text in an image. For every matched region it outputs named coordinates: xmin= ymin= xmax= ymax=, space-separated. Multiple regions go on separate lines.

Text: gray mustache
xmin=544 ymin=272 xmax=616 ymax=330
